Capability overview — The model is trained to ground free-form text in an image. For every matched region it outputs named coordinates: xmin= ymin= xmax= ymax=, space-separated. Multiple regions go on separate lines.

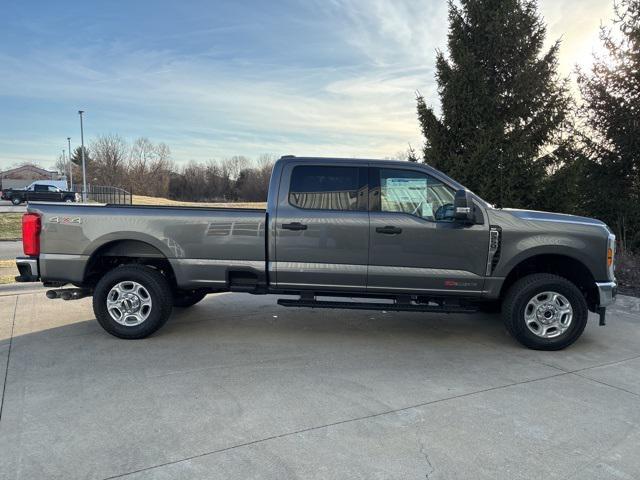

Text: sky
xmin=0 ymin=0 xmax=614 ymax=170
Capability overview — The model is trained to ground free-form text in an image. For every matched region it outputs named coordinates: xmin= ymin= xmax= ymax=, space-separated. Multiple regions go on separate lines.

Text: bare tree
xmin=91 ymin=134 xmax=129 ymax=187
xmin=127 ymin=138 xmax=173 ymax=196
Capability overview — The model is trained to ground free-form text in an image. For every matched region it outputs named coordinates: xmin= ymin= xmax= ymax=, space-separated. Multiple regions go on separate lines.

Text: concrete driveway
xmin=0 ymin=290 xmax=639 ymax=480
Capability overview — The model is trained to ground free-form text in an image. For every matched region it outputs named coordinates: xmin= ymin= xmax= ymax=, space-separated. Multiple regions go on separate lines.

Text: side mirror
xmin=454 ymin=189 xmax=474 ymax=223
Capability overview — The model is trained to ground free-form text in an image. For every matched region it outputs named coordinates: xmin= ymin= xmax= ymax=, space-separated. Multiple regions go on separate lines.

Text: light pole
xmin=67 ymin=137 xmax=73 ymax=190
xmin=78 ymin=111 xmax=87 ymax=201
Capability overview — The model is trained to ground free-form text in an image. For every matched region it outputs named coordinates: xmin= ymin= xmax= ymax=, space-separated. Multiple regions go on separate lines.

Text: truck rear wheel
xmin=11 ymin=197 xmax=22 ymax=205
xmin=502 ymin=273 xmax=588 ymax=350
xmin=93 ymin=265 xmax=173 ymax=339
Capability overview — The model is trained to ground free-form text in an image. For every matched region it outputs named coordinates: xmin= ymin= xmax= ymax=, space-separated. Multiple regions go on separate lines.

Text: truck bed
xmin=28 ymin=202 xmax=267 ymax=288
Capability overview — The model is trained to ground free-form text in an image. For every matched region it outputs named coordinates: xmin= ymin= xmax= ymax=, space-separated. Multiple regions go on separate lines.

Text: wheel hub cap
xmin=524 ymin=291 xmax=573 ymax=339
xmin=106 ymin=281 xmax=152 ymax=326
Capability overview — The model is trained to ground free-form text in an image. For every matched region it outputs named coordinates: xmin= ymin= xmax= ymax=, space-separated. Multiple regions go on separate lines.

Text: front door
xmin=273 ymin=162 xmax=369 ymax=291
xmin=368 ymin=166 xmax=489 ymax=296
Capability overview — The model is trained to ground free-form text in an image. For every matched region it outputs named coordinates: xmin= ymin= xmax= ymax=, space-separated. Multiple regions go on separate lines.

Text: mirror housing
xmin=454 ymin=189 xmax=475 ymax=223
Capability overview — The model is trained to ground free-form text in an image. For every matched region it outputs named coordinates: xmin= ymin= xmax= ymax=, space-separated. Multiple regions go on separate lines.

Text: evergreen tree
xmin=576 ymin=0 xmax=640 ymax=250
xmin=70 ymin=145 xmax=92 ymax=167
xmin=417 ymin=0 xmax=571 ymax=208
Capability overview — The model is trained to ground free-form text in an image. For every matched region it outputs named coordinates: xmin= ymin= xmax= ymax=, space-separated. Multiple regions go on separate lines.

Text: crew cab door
xmin=367 ymin=166 xmax=489 ymax=296
xmin=273 ymin=162 xmax=369 ymax=290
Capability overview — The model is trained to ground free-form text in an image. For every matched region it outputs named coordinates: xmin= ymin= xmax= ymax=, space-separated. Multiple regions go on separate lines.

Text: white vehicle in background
xmin=25 ymin=180 xmax=70 ymax=191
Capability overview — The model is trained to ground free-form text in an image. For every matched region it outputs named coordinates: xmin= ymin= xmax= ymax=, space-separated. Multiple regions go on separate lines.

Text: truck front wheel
xmin=93 ymin=265 xmax=173 ymax=339
xmin=11 ymin=197 xmax=22 ymax=205
xmin=502 ymin=273 xmax=588 ymax=350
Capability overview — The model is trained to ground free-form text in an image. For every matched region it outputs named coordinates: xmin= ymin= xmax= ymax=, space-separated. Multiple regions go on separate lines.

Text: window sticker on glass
xmin=422 ymin=202 xmax=434 ymax=218
xmin=382 ymin=177 xmax=428 ymax=215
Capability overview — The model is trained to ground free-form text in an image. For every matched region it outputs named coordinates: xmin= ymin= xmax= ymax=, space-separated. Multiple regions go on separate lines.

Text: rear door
xmin=367 ymin=166 xmax=489 ymax=295
xmin=273 ymin=162 xmax=369 ymax=290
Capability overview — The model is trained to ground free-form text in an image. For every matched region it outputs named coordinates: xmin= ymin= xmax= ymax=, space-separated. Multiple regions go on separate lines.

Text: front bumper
xmin=15 ymin=257 xmax=40 ymax=282
xmin=596 ymin=281 xmax=617 ymax=308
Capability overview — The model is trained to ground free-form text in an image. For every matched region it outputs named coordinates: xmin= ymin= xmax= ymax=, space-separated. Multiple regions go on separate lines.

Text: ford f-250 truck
xmin=15 ymin=156 xmax=617 ymax=350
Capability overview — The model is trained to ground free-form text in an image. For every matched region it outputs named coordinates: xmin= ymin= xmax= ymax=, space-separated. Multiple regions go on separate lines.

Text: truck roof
xmin=275 ymin=156 xmax=469 ymax=195
xmin=279 ymin=155 xmax=417 ymax=167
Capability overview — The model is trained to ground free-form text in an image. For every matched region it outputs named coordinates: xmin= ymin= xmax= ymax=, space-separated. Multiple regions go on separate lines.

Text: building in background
xmin=0 ymin=164 xmax=65 ymax=190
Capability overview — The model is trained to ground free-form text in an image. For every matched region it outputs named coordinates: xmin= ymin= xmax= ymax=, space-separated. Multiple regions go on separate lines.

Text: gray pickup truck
xmin=16 ymin=156 xmax=617 ymax=350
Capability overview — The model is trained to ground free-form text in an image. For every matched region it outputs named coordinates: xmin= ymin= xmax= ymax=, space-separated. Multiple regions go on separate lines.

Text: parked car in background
xmin=3 ymin=183 xmax=76 ymax=205
xmin=15 ymin=156 xmax=616 ymax=350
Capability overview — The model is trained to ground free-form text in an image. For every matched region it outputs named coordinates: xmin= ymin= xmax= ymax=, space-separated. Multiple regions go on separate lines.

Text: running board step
xmin=277 ymin=299 xmax=477 ymax=313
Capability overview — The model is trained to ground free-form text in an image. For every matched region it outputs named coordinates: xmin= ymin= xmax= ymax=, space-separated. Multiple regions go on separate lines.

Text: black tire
xmin=93 ymin=265 xmax=173 ymax=339
xmin=64 ymin=196 xmax=75 ymax=203
xmin=11 ymin=197 xmax=22 ymax=205
xmin=173 ymin=290 xmax=207 ymax=308
xmin=502 ymin=273 xmax=588 ymax=350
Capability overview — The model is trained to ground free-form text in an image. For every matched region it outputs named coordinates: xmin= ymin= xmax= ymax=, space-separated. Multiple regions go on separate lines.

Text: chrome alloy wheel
xmin=524 ymin=291 xmax=573 ymax=339
xmin=106 ymin=281 xmax=153 ymax=326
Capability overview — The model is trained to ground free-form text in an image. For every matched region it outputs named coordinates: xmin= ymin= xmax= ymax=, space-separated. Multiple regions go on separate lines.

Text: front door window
xmin=378 ymin=169 xmax=456 ymax=221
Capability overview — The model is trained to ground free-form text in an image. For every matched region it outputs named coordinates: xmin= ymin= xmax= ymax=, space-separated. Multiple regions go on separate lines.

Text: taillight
xmin=22 ymin=213 xmax=41 ymax=256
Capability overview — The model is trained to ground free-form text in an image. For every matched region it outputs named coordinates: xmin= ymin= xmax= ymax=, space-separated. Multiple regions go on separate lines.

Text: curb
xmin=0 ymin=282 xmax=47 ymax=296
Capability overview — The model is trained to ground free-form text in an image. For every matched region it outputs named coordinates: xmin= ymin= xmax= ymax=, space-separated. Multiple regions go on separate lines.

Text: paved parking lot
xmin=0 ymin=242 xmax=21 ymax=260
xmin=1 ymin=289 xmax=639 ymax=479
xmin=0 ymin=200 xmax=26 ymax=213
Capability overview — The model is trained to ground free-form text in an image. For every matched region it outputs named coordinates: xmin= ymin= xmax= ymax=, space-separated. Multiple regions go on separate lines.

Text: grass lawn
xmin=0 ymin=259 xmax=17 ymax=284
xmin=133 ymin=195 xmax=266 ymax=209
xmin=0 ymin=213 xmax=22 ymax=240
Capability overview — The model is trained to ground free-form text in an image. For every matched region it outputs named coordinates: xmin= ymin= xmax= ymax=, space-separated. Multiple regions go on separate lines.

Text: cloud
xmin=0 ymin=0 xmax=617 ymax=169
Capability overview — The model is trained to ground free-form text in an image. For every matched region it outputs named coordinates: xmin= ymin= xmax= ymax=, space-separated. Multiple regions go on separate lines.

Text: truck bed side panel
xmin=29 ymin=203 xmax=266 ymax=288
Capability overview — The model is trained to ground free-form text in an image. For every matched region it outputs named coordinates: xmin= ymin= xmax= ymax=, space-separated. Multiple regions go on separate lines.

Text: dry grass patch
xmin=0 ymin=259 xmax=17 ymax=284
xmin=0 ymin=213 xmax=22 ymax=240
xmin=133 ymin=195 xmax=265 ymax=209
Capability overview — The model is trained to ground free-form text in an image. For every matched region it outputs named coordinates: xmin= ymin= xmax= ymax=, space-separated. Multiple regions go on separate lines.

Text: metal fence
xmin=71 ymin=184 xmax=132 ymax=205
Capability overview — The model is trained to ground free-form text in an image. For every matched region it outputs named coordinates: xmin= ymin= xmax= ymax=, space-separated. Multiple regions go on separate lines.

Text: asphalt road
xmin=0 ymin=242 xmax=21 ymax=260
xmin=0 ymin=200 xmax=25 ymax=213
xmin=1 ymin=290 xmax=639 ymax=479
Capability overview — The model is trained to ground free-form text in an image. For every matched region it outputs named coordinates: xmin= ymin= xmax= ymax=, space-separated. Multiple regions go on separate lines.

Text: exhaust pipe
xmin=46 ymin=288 xmax=91 ymax=301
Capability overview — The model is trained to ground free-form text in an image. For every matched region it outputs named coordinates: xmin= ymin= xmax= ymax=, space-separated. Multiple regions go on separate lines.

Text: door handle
xmin=376 ymin=225 xmax=402 ymax=235
xmin=282 ymin=222 xmax=308 ymax=231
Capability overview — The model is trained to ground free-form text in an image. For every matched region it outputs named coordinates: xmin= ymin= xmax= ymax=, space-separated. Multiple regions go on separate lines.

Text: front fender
xmin=494 ymin=236 xmax=598 ymax=280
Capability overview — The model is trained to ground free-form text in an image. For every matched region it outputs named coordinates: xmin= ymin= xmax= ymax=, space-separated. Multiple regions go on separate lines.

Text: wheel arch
xmin=499 ymin=253 xmax=599 ymax=311
xmin=82 ymin=239 xmax=177 ymax=288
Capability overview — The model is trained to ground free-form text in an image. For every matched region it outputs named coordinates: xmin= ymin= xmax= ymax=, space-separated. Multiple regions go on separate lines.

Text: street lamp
xmin=78 ymin=111 xmax=87 ymax=201
xmin=67 ymin=137 xmax=73 ymax=189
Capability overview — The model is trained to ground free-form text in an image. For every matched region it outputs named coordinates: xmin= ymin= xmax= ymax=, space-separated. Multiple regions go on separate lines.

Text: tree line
xmin=416 ymin=0 xmax=639 ymax=252
xmin=57 ymin=138 xmax=274 ymax=202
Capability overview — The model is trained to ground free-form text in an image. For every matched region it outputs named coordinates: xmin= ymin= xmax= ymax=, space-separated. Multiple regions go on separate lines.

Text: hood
xmin=503 ymin=208 xmax=609 ymax=230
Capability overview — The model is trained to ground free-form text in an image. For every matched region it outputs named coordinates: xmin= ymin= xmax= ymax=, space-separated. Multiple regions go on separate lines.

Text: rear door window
xmin=289 ymin=165 xmax=367 ymax=211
